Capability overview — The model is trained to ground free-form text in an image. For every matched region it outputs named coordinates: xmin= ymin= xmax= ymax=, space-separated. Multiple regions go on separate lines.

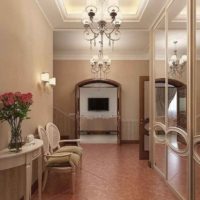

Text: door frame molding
xmin=139 ymin=76 xmax=149 ymax=160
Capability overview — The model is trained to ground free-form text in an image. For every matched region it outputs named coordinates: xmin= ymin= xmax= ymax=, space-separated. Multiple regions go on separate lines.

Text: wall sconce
xmin=49 ymin=77 xmax=56 ymax=86
xmin=41 ymin=72 xmax=56 ymax=87
xmin=41 ymin=72 xmax=50 ymax=82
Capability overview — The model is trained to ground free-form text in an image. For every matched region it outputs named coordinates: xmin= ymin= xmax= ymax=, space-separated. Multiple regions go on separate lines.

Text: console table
xmin=0 ymin=139 xmax=43 ymax=200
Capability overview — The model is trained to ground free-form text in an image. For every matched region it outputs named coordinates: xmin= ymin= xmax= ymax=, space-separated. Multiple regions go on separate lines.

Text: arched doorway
xmin=75 ymin=79 xmax=121 ymax=144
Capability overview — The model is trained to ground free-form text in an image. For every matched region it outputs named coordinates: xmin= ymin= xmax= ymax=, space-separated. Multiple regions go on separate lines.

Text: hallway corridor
xmin=33 ymin=144 xmax=177 ymax=200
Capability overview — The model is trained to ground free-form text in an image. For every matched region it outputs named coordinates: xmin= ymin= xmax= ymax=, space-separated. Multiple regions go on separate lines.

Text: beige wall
xmin=53 ymin=60 xmax=149 ymax=140
xmin=0 ymin=0 xmax=53 ymax=199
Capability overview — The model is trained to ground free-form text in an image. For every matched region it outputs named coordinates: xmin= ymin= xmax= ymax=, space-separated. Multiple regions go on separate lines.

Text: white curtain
xmin=156 ymin=87 xmax=165 ymax=116
xmin=168 ymin=87 xmax=177 ymax=120
xmin=168 ymin=87 xmax=177 ymax=106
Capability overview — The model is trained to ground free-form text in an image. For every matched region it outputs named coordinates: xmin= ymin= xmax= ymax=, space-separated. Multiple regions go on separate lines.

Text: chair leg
xmin=42 ymin=169 xmax=48 ymax=191
xmin=71 ymin=169 xmax=75 ymax=194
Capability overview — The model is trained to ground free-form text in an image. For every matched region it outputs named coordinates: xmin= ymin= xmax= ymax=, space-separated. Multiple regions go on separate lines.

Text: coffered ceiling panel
xmin=57 ymin=0 xmax=148 ymax=20
xmin=36 ymin=0 xmax=168 ymax=29
xmin=63 ymin=0 xmax=142 ymax=15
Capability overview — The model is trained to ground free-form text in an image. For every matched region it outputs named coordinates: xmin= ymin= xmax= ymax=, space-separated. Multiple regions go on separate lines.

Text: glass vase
xmin=9 ymin=126 xmax=23 ymax=152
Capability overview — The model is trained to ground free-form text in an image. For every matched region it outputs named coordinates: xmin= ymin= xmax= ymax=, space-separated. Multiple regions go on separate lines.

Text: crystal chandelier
xmin=90 ymin=49 xmax=111 ymax=79
xmin=168 ymin=41 xmax=187 ymax=77
xmin=82 ymin=0 xmax=122 ymax=49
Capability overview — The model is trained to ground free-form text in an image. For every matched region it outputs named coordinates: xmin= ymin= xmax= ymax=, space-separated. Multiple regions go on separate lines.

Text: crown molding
xmin=35 ymin=0 xmax=54 ymax=29
xmin=149 ymin=0 xmax=172 ymax=31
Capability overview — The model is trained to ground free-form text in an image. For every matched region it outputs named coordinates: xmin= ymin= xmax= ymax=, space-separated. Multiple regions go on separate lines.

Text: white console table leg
xmin=25 ymin=162 xmax=32 ymax=200
xmin=38 ymin=155 xmax=42 ymax=200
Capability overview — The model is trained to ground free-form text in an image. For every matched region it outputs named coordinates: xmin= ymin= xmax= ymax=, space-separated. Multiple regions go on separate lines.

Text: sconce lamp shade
xmin=41 ymin=72 xmax=49 ymax=82
xmin=49 ymin=77 xmax=56 ymax=86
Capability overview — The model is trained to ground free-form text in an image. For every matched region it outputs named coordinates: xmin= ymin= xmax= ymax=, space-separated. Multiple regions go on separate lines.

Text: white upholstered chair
xmin=38 ymin=126 xmax=80 ymax=193
xmin=46 ymin=122 xmax=83 ymax=157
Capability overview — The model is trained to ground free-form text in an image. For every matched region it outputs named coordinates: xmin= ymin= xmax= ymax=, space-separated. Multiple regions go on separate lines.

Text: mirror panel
xmin=154 ymin=143 xmax=166 ymax=175
xmin=154 ymin=17 xmax=166 ymax=124
xmin=154 ymin=125 xmax=165 ymax=142
xmin=167 ymin=0 xmax=187 ymax=131
xmin=194 ymin=1 xmax=200 ymax=199
xmin=194 ymin=140 xmax=200 ymax=160
xmin=168 ymin=148 xmax=189 ymax=200
xmin=195 ymin=162 xmax=200 ymax=199
xmin=154 ymin=125 xmax=166 ymax=175
xmin=167 ymin=131 xmax=188 ymax=153
xmin=167 ymin=1 xmax=189 ymax=199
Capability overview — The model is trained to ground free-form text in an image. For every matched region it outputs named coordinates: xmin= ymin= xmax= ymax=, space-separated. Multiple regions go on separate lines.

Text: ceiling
xmin=36 ymin=0 xmax=168 ymax=29
xmin=36 ymin=0 xmax=189 ymax=60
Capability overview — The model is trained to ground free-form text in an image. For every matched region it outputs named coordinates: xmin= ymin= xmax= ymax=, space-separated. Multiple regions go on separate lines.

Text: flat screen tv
xmin=88 ymin=98 xmax=109 ymax=111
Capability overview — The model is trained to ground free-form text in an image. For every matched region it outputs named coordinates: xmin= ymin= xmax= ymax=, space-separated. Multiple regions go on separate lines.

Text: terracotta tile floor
xmin=32 ymin=144 xmax=178 ymax=200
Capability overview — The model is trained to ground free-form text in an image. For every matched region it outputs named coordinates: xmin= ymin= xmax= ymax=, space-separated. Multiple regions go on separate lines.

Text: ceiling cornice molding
xmin=55 ymin=0 xmax=150 ymax=23
xmin=53 ymin=53 xmax=149 ymax=61
xmin=35 ymin=0 xmax=54 ymax=29
xmin=149 ymin=0 xmax=172 ymax=31
xmin=134 ymin=0 xmax=150 ymax=22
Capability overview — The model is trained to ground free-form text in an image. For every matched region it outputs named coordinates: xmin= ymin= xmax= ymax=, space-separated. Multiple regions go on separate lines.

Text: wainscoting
xmin=80 ymin=134 xmax=118 ymax=144
xmin=54 ymin=107 xmax=140 ymax=142
xmin=121 ymin=120 xmax=139 ymax=141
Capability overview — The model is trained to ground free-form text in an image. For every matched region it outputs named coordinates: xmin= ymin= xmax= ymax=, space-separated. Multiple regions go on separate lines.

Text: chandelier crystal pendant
xmin=168 ymin=41 xmax=187 ymax=77
xmin=82 ymin=0 xmax=122 ymax=49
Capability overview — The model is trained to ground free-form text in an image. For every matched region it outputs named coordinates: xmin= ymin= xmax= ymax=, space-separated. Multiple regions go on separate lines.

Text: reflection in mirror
xmin=193 ymin=2 xmax=200 ymax=199
xmin=195 ymin=162 xmax=200 ymax=199
xmin=155 ymin=78 xmax=187 ymax=129
xmin=167 ymin=0 xmax=188 ymax=199
xmin=196 ymin=0 xmax=200 ymax=136
xmin=154 ymin=125 xmax=165 ymax=142
xmin=167 ymin=131 xmax=187 ymax=152
xmin=194 ymin=140 xmax=200 ymax=161
xmin=154 ymin=17 xmax=165 ymax=124
xmin=154 ymin=143 xmax=166 ymax=175
xmin=168 ymin=80 xmax=187 ymax=130
xmin=168 ymin=0 xmax=187 ymax=132
xmin=154 ymin=126 xmax=166 ymax=175
xmin=155 ymin=81 xmax=165 ymax=124
xmin=195 ymin=2 xmax=200 ymax=199
xmin=168 ymin=148 xmax=189 ymax=200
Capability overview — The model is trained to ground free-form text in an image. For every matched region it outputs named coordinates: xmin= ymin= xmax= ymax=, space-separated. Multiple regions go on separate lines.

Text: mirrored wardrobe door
xmin=167 ymin=0 xmax=188 ymax=131
xmin=167 ymin=0 xmax=189 ymax=199
xmin=194 ymin=0 xmax=200 ymax=199
xmin=153 ymin=16 xmax=167 ymax=177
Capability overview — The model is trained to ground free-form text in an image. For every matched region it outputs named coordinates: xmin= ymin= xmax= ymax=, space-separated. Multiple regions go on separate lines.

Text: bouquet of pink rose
xmin=0 ymin=92 xmax=33 ymax=152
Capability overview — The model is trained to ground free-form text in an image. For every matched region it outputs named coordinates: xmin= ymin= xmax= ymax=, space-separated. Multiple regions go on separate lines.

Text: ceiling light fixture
xmin=82 ymin=0 xmax=122 ymax=49
xmin=168 ymin=41 xmax=187 ymax=77
xmin=90 ymin=49 xmax=111 ymax=79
